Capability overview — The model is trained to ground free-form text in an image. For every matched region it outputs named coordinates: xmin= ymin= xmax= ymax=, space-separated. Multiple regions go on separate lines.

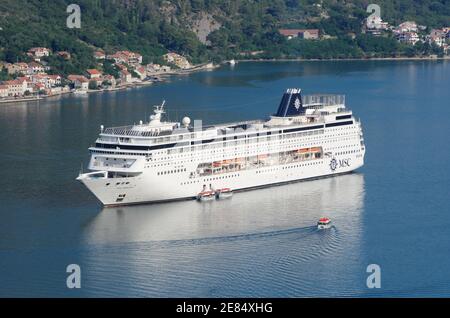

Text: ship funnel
xmin=275 ymin=88 xmax=304 ymax=117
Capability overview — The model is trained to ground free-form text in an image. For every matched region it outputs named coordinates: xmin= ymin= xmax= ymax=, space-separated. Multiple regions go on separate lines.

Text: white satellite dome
xmin=182 ymin=116 xmax=191 ymax=127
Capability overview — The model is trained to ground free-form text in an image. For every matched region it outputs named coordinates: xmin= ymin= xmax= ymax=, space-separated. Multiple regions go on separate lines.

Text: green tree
xmin=88 ymin=80 xmax=98 ymax=90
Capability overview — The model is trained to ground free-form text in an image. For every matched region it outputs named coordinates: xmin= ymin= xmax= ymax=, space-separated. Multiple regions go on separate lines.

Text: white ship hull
xmin=79 ymin=153 xmax=363 ymax=206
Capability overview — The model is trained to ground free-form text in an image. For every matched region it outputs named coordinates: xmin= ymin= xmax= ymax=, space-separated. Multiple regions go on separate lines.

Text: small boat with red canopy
xmin=317 ymin=217 xmax=332 ymax=230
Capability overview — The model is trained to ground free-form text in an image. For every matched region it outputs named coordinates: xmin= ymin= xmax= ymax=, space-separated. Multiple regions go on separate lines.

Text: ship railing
xmin=102 ymin=120 xmax=264 ymax=137
xmin=104 ymin=126 xmax=134 ymax=135
xmin=201 ymin=120 xmax=264 ymax=130
xmin=103 ymin=126 xmax=162 ymax=137
xmin=102 ymin=111 xmax=338 ymax=140
xmin=302 ymin=94 xmax=345 ymax=107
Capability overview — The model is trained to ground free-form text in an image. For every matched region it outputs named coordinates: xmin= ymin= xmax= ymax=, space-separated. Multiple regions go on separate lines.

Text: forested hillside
xmin=0 ymin=0 xmax=449 ymax=72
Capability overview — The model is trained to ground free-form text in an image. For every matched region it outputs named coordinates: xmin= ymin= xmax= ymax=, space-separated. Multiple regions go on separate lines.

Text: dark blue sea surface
xmin=0 ymin=60 xmax=449 ymax=297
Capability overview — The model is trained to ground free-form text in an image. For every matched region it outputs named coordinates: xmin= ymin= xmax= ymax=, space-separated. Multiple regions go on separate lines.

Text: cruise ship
xmin=77 ymin=89 xmax=366 ymax=206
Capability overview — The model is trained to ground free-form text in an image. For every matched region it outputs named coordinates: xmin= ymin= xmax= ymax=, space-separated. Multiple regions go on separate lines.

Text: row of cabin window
xmin=157 ymin=168 xmax=187 ymax=176
xmin=336 ymin=149 xmax=361 ymax=155
xmin=181 ymin=174 xmax=240 ymax=185
xmin=93 ymin=134 xmax=359 ymax=162
xmin=152 ymin=140 xmax=336 ymax=166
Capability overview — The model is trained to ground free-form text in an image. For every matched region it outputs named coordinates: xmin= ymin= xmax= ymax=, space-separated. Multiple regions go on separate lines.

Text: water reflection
xmin=192 ymin=60 xmax=425 ymax=87
xmin=78 ymin=173 xmax=365 ymax=297
xmin=83 ymin=173 xmax=365 ymax=244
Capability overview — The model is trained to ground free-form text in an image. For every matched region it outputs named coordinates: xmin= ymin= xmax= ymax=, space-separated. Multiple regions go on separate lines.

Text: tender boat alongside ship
xmin=197 ymin=190 xmax=216 ymax=201
xmin=215 ymin=188 xmax=233 ymax=199
xmin=77 ymin=88 xmax=366 ymax=206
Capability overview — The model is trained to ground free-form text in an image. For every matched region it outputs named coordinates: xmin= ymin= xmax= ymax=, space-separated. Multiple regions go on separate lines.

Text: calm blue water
xmin=0 ymin=60 xmax=449 ymax=297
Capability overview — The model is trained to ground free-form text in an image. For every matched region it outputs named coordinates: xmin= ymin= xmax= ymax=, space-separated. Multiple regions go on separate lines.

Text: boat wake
xmin=122 ymin=225 xmax=322 ymax=249
xmin=73 ymin=222 xmax=349 ymax=297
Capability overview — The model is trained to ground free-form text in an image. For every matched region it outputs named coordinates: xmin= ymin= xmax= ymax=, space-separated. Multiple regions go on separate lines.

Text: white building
xmin=108 ymin=51 xmax=143 ymax=65
xmin=94 ymin=51 xmax=106 ymax=60
xmin=366 ymin=15 xmax=389 ymax=30
xmin=47 ymin=75 xmax=62 ymax=87
xmin=27 ymin=62 xmax=46 ymax=75
xmin=397 ymin=21 xmax=418 ymax=33
xmin=163 ymin=53 xmax=192 ymax=69
xmin=86 ymin=69 xmax=103 ymax=80
xmin=28 ymin=47 xmax=51 ymax=58
xmin=68 ymin=75 xmax=89 ymax=90
xmin=397 ymin=32 xmax=420 ymax=45
xmin=428 ymin=29 xmax=446 ymax=47
xmin=0 ymin=85 xmax=8 ymax=98
xmin=2 ymin=78 xmax=29 ymax=96
xmin=120 ymin=70 xmax=132 ymax=83
xmin=6 ymin=63 xmax=28 ymax=75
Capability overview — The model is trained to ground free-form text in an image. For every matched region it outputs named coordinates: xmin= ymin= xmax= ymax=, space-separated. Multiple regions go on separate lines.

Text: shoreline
xmin=0 ymin=63 xmax=218 ymax=104
xmin=0 ymin=96 xmax=44 ymax=104
xmin=155 ymin=62 xmax=219 ymax=77
xmin=1 ymin=57 xmax=447 ymax=105
xmin=235 ymin=56 xmax=450 ymax=63
xmin=0 ymin=80 xmax=155 ymax=104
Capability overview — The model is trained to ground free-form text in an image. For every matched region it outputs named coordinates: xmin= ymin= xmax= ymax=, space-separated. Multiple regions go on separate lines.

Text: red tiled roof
xmin=87 ymin=69 xmax=102 ymax=75
xmin=3 ymin=80 xmax=22 ymax=85
xmin=279 ymin=29 xmax=302 ymax=36
xmin=68 ymin=75 xmax=88 ymax=82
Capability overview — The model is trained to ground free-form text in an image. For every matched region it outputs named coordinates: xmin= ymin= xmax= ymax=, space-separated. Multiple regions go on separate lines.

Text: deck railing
xmin=101 ymin=95 xmax=347 ymax=139
xmin=302 ymin=94 xmax=345 ymax=107
xmin=103 ymin=126 xmax=159 ymax=137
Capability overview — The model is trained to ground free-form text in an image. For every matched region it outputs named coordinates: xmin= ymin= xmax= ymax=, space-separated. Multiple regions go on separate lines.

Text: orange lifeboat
xmin=197 ymin=190 xmax=216 ymax=201
xmin=297 ymin=148 xmax=310 ymax=154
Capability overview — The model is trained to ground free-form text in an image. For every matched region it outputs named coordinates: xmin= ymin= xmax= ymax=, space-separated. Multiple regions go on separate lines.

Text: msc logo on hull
xmin=330 ymin=158 xmax=351 ymax=171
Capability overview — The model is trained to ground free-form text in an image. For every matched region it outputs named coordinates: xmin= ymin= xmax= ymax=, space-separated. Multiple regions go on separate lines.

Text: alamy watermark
xmin=66 ymin=264 xmax=81 ymax=289
xmin=366 ymin=264 xmax=381 ymax=289
xmin=366 ymin=4 xmax=381 ymax=29
xmin=66 ymin=4 xmax=81 ymax=29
